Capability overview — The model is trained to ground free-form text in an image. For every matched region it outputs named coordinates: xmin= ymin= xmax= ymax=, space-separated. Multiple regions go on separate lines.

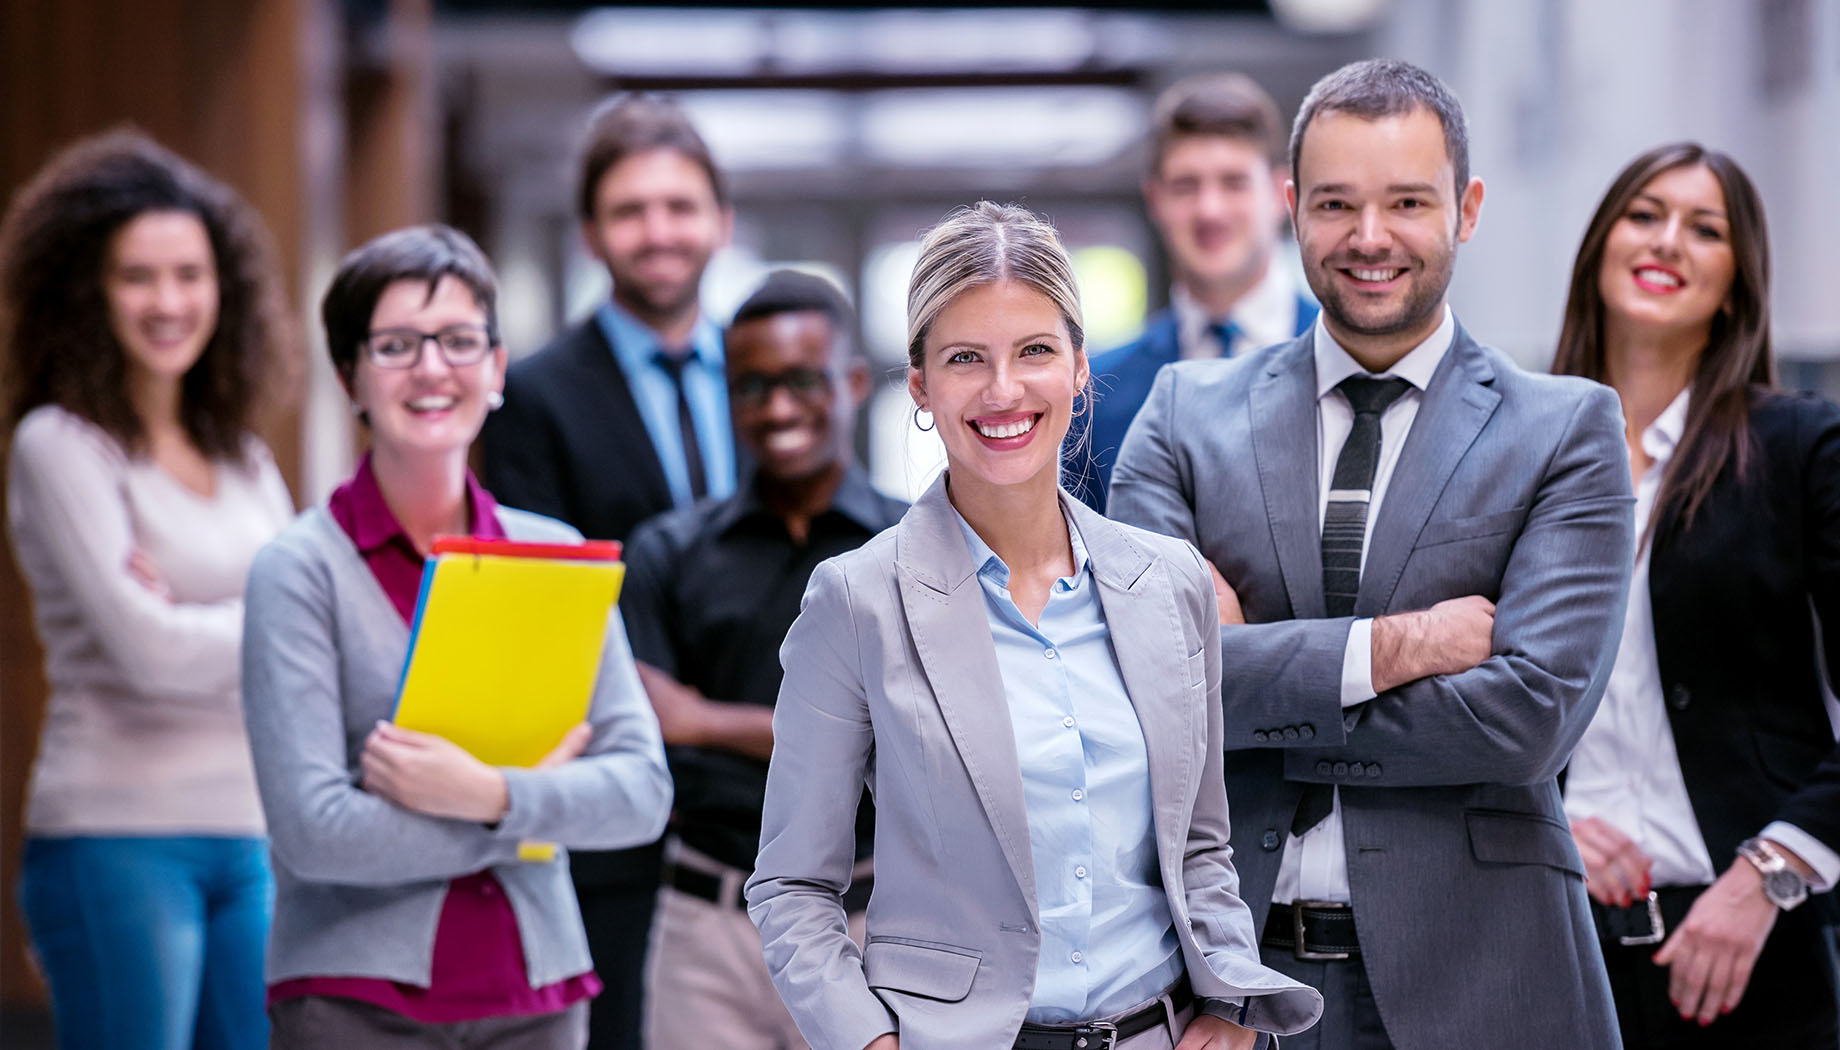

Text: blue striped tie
xmin=1294 ymin=374 xmax=1412 ymax=836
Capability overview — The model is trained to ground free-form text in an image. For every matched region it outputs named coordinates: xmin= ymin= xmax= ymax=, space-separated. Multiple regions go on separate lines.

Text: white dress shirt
xmin=1172 ymin=262 xmax=1308 ymax=361
xmin=1273 ymin=308 xmax=1455 ymax=905
xmin=1565 ymin=388 xmax=1840 ymax=891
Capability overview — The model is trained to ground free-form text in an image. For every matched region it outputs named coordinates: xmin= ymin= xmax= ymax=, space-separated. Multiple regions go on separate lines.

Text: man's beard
xmin=1311 ymin=245 xmax=1454 ymax=339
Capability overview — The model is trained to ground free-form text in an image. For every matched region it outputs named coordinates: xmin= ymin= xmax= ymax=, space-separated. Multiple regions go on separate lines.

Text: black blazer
xmin=479 ymin=317 xmax=674 ymax=544
xmin=1649 ymin=389 xmax=1840 ymax=908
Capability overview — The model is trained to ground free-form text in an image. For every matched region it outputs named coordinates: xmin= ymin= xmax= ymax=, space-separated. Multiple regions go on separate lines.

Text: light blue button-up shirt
xmin=953 ymin=509 xmax=1183 ymax=1023
xmin=596 ymin=301 xmax=736 ymax=507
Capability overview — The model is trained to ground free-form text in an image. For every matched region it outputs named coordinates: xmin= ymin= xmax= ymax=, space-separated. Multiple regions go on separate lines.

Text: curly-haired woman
xmin=1 ymin=129 xmax=294 ymax=1050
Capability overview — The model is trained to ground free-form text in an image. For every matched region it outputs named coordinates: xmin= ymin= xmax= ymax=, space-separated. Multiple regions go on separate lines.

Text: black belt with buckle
xmin=1262 ymin=900 xmax=1360 ymax=960
xmin=665 ymin=862 xmax=873 ymax=913
xmin=1012 ymin=981 xmax=1193 ymax=1050
xmin=1594 ymin=886 xmax=1716 ymax=949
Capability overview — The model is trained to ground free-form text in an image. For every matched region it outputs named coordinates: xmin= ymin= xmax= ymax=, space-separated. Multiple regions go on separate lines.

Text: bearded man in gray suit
xmin=1109 ymin=60 xmax=1633 ymax=1050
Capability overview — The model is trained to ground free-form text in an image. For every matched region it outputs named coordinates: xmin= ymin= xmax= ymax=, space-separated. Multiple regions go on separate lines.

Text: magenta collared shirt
xmin=267 ymin=454 xmax=600 ymax=1021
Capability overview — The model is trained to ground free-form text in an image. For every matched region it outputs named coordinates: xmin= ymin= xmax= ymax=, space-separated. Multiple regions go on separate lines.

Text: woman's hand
xmin=360 ymin=721 xmax=509 ymax=823
xmin=126 ymin=547 xmax=171 ymax=599
xmin=1175 ymin=1012 xmax=1257 ymax=1050
xmin=1652 ymin=857 xmax=1780 ymax=1025
xmin=1570 ymin=815 xmax=1654 ymax=907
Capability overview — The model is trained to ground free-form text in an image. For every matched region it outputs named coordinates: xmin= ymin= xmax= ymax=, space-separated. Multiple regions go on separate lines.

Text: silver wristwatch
xmin=1737 ymin=837 xmax=1809 ymax=910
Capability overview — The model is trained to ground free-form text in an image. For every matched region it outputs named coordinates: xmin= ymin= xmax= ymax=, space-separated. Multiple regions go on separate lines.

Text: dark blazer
xmin=1650 ymin=389 xmax=1840 ymax=911
xmin=1108 ymin=325 xmax=1632 ymax=1049
xmin=480 ymin=317 xmax=673 ymax=545
xmin=1063 ymin=298 xmax=1319 ymax=513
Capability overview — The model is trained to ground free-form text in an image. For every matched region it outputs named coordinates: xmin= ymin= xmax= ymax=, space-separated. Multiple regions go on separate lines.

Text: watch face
xmin=1764 ymin=868 xmax=1809 ymax=908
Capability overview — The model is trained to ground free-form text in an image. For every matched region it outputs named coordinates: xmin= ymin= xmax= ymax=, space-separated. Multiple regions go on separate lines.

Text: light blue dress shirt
xmin=953 ymin=509 xmax=1184 ymax=1023
xmin=595 ymin=301 xmax=736 ymax=507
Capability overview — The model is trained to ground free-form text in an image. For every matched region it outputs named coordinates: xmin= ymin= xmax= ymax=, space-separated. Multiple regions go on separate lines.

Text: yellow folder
xmin=393 ymin=538 xmax=625 ymax=769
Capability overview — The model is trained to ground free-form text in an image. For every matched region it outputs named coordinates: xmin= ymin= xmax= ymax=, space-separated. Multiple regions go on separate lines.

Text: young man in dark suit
xmin=479 ymin=93 xmax=734 ymax=1050
xmin=1063 ymin=72 xmax=1317 ymax=512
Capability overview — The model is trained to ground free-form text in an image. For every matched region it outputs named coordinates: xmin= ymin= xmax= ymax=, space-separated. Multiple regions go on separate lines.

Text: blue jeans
xmin=18 ymin=835 xmax=272 ymax=1050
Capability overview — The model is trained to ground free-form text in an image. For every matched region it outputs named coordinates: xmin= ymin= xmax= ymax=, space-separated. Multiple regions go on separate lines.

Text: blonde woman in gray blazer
xmin=746 ymin=203 xmax=1321 ymax=1050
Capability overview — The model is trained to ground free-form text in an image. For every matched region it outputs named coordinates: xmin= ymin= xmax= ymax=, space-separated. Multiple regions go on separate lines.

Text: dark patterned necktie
xmin=1294 ymin=374 xmax=1413 ymax=836
xmin=654 ymin=350 xmax=708 ymax=501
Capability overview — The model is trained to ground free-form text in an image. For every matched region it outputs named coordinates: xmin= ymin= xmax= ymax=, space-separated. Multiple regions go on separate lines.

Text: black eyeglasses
xmin=363 ymin=324 xmax=494 ymax=369
xmin=729 ymin=367 xmax=832 ymax=407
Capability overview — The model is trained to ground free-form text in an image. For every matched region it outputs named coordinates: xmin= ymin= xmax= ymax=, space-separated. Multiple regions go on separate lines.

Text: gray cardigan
xmin=241 ymin=505 xmax=671 ymax=988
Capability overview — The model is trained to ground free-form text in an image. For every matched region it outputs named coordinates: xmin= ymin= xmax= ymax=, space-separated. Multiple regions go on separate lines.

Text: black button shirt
xmin=621 ymin=467 xmax=905 ymax=871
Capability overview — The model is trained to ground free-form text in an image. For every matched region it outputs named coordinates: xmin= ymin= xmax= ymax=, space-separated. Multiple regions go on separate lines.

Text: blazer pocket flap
xmin=1466 ymin=809 xmax=1583 ymax=876
xmin=863 ymin=938 xmax=981 ymax=1002
xmin=1415 ymin=506 xmax=1527 ymax=549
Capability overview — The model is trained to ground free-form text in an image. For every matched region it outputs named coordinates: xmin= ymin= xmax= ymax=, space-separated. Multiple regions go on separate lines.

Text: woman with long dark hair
xmin=1556 ymin=142 xmax=1840 ymax=1048
xmin=2 ymin=129 xmax=294 ymax=1049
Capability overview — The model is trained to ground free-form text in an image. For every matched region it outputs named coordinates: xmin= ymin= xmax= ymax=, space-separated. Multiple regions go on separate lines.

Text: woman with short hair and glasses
xmin=2 ymin=128 xmax=293 ymax=1050
xmin=240 ymin=223 xmax=671 ymax=1049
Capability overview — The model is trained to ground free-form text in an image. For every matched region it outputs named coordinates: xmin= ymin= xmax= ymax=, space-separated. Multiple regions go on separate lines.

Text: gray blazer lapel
xmin=1250 ymin=337 xmax=1325 ymax=618
xmin=1069 ymin=496 xmax=1197 ymax=875
xmin=1358 ymin=326 xmax=1502 ymax=615
xmin=894 ymin=476 xmax=1036 ymax=905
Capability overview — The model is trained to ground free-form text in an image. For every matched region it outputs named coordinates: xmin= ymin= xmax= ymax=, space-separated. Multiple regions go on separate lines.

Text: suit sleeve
xmin=480 ymin=363 xmax=572 ymax=521
xmin=1770 ymin=397 xmax=1840 ymax=854
xmin=745 ymin=560 xmax=896 ymax=1050
xmin=1283 ymin=384 xmax=1635 ymax=787
xmin=1109 ymin=367 xmax=1354 ymax=750
xmin=1174 ymin=546 xmax=1326 ymax=1036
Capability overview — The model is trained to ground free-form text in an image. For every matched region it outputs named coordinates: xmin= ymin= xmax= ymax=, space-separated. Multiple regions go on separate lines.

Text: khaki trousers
xmin=643 ymin=844 xmax=867 ymax=1050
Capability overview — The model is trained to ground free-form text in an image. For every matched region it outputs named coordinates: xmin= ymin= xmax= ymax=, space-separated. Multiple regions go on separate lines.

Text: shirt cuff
xmin=1761 ymin=821 xmax=1840 ymax=892
xmin=1340 ymin=619 xmax=1376 ymax=708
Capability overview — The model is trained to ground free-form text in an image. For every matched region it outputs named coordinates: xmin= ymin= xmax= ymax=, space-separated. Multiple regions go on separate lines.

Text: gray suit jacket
xmin=1109 ymin=325 xmax=1633 ymax=1049
xmin=746 ymin=477 xmax=1323 ymax=1050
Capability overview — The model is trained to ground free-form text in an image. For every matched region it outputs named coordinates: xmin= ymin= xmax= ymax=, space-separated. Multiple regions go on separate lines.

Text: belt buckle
xmin=1070 ymin=1022 xmax=1117 ymax=1049
xmin=1292 ymin=898 xmax=1352 ymax=961
xmin=1617 ymin=890 xmax=1666 ymax=946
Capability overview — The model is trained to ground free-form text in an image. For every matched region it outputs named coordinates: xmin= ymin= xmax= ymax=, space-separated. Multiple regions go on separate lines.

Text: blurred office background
xmin=3 ymin=0 xmax=1838 ymax=1038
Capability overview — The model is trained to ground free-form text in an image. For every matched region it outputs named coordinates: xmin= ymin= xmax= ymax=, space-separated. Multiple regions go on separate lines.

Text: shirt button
xmin=1044 ymin=648 xmax=1058 ymax=660
xmin=1063 ymin=716 xmax=1076 ymax=728
xmin=1075 ymin=866 xmax=1087 ymax=878
xmin=1071 ymin=789 xmax=1085 ymax=802
xmin=1070 ymin=951 xmax=1083 ymax=963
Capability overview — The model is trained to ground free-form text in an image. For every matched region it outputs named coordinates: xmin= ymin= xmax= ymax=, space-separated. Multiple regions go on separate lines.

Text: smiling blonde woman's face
xmin=908 ymin=280 xmax=1087 ymax=494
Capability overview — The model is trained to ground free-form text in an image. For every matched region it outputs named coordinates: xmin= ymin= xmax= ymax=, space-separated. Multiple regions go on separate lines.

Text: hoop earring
xmin=913 ymin=406 xmax=935 ymax=433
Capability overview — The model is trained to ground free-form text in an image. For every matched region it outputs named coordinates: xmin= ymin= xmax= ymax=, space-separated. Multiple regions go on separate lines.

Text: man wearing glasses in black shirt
xmin=620 ymin=270 xmax=902 ymax=1050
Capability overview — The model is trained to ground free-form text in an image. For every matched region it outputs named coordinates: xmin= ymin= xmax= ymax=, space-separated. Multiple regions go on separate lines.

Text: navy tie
xmin=1293 ymin=374 xmax=1413 ymax=836
xmin=653 ymin=350 xmax=708 ymax=501
xmin=1208 ymin=320 xmax=1242 ymax=359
